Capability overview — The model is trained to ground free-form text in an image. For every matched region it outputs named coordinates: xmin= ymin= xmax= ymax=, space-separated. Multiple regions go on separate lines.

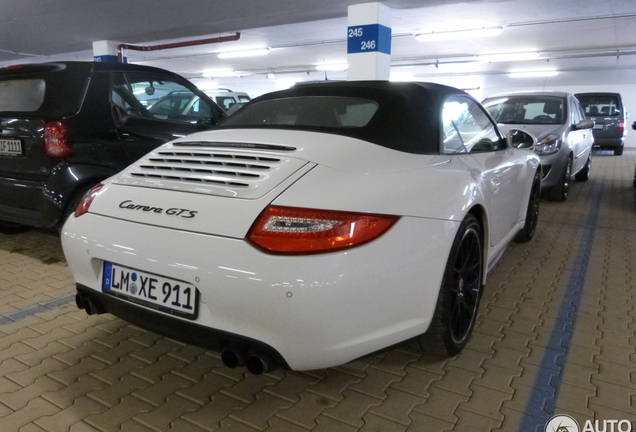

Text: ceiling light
xmin=217 ymin=48 xmax=270 ymax=59
xmin=509 ymin=71 xmax=559 ymax=78
xmin=315 ymin=63 xmax=348 ymax=71
xmin=415 ymin=27 xmax=504 ymax=42
xmin=477 ymin=52 xmax=540 ymax=62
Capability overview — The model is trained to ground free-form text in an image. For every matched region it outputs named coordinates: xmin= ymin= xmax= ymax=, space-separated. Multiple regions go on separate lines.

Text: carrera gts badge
xmin=119 ymin=200 xmax=197 ymax=218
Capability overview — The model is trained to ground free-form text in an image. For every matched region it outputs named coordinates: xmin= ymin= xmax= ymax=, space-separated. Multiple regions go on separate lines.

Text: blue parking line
xmin=0 ymin=293 xmax=76 ymax=325
xmin=519 ymin=179 xmax=604 ymax=431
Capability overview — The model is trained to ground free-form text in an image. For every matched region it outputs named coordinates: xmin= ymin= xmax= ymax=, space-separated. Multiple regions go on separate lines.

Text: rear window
xmin=483 ymin=96 xmax=566 ymax=125
xmin=223 ymin=96 xmax=379 ymax=128
xmin=576 ymin=94 xmax=621 ymax=117
xmin=0 ymin=63 xmax=91 ymax=118
xmin=0 ymin=79 xmax=45 ymax=112
xmin=216 ymin=96 xmax=236 ymax=110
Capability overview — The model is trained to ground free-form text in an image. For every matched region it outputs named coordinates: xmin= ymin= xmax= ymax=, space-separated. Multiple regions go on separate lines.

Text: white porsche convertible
xmin=62 ymin=81 xmax=540 ymax=374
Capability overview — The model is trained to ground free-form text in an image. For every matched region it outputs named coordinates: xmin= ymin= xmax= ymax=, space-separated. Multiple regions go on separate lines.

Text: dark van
xmin=0 ymin=61 xmax=226 ymax=233
xmin=575 ymin=92 xmax=626 ymax=155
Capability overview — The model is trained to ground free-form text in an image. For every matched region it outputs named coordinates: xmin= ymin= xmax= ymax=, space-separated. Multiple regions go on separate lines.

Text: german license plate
xmin=102 ymin=262 xmax=198 ymax=319
xmin=593 ymin=123 xmax=604 ymax=130
xmin=0 ymin=138 xmax=22 ymax=156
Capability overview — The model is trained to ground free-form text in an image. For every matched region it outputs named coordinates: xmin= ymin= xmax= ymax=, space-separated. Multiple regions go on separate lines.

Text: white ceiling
xmin=3 ymin=0 xmax=636 ymax=96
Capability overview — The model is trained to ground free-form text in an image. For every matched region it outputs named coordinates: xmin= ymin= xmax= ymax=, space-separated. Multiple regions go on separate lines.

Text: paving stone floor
xmin=0 ymin=149 xmax=635 ymax=432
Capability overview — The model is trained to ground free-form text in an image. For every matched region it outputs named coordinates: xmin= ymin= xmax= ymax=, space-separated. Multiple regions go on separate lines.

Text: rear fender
xmin=40 ymin=162 xmax=118 ymax=226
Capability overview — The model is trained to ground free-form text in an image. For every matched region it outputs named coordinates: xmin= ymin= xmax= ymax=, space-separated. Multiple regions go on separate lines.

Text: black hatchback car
xmin=575 ymin=92 xmax=626 ymax=155
xmin=0 ymin=61 xmax=226 ymax=233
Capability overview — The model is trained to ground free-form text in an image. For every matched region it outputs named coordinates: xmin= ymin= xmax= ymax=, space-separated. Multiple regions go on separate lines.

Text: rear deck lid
xmin=92 ymin=139 xmax=315 ymax=237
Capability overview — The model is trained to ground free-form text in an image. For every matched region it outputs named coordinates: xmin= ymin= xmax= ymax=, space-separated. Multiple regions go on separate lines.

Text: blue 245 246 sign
xmin=347 ymin=24 xmax=391 ymax=55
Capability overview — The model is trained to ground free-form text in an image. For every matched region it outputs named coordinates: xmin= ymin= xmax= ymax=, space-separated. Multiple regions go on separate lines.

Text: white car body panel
xmin=62 ymin=212 xmax=457 ymax=370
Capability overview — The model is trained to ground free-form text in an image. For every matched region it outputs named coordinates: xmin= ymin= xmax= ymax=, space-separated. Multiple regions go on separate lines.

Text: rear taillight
xmin=74 ymin=184 xmax=104 ymax=218
xmin=247 ymin=205 xmax=399 ymax=254
xmin=44 ymin=121 xmax=73 ymax=157
xmin=618 ymin=120 xmax=625 ymax=131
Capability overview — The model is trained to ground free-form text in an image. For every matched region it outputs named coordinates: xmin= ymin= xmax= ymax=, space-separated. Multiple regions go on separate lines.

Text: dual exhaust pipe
xmin=75 ymin=292 xmax=103 ymax=315
xmin=77 ymin=292 xmax=279 ymax=375
xmin=221 ymin=345 xmax=278 ymax=375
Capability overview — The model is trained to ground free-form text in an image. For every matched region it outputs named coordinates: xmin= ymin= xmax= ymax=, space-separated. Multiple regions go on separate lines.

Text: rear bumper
xmin=0 ymin=176 xmax=53 ymax=226
xmin=61 ymin=212 xmax=457 ymax=370
xmin=592 ymin=137 xmax=624 ymax=148
xmin=75 ymin=284 xmax=290 ymax=369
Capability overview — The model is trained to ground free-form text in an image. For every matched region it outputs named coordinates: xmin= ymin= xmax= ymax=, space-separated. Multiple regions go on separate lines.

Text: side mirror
xmin=631 ymin=121 xmax=636 ymax=131
xmin=575 ymin=119 xmax=595 ymax=130
xmin=507 ymin=129 xmax=536 ymax=149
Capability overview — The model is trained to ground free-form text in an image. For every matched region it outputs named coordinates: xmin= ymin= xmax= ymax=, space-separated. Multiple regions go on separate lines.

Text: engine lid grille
xmin=114 ymin=146 xmax=310 ymax=199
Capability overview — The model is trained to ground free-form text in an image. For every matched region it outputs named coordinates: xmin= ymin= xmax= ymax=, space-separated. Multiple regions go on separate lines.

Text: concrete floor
xmin=0 ymin=149 xmax=635 ymax=432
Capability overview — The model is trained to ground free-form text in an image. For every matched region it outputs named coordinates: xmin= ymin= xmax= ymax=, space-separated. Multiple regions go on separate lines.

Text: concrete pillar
xmin=346 ymin=2 xmax=392 ymax=81
xmin=93 ymin=40 xmax=126 ymax=63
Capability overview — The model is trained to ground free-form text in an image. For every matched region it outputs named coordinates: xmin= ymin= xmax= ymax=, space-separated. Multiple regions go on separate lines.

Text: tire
xmin=420 ymin=214 xmax=484 ymax=356
xmin=547 ymin=158 xmax=572 ymax=202
xmin=0 ymin=221 xmax=32 ymax=235
xmin=614 ymin=145 xmax=624 ymax=156
xmin=516 ymin=171 xmax=541 ymax=243
xmin=574 ymin=155 xmax=591 ymax=182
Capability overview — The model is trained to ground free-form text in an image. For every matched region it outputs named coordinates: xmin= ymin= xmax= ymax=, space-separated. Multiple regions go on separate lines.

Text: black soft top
xmin=219 ymin=81 xmax=468 ymax=154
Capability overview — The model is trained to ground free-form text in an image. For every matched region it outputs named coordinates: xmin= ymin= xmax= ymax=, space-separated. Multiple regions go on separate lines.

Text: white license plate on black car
xmin=593 ymin=124 xmax=604 ymax=130
xmin=102 ymin=262 xmax=198 ymax=319
xmin=0 ymin=139 xmax=22 ymax=156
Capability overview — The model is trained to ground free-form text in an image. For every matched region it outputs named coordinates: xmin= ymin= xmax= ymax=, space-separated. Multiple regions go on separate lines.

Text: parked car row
xmin=482 ymin=91 xmax=594 ymax=202
xmin=0 ymin=60 xmax=620 ymax=373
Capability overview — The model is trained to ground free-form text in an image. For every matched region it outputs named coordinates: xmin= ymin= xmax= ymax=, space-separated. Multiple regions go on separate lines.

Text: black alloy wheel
xmin=420 ymin=214 xmax=484 ymax=356
xmin=516 ymin=171 xmax=541 ymax=243
xmin=448 ymin=221 xmax=482 ymax=344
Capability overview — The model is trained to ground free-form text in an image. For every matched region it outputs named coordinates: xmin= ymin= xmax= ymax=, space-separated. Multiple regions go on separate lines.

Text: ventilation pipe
xmin=117 ymin=33 xmax=241 ymax=63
